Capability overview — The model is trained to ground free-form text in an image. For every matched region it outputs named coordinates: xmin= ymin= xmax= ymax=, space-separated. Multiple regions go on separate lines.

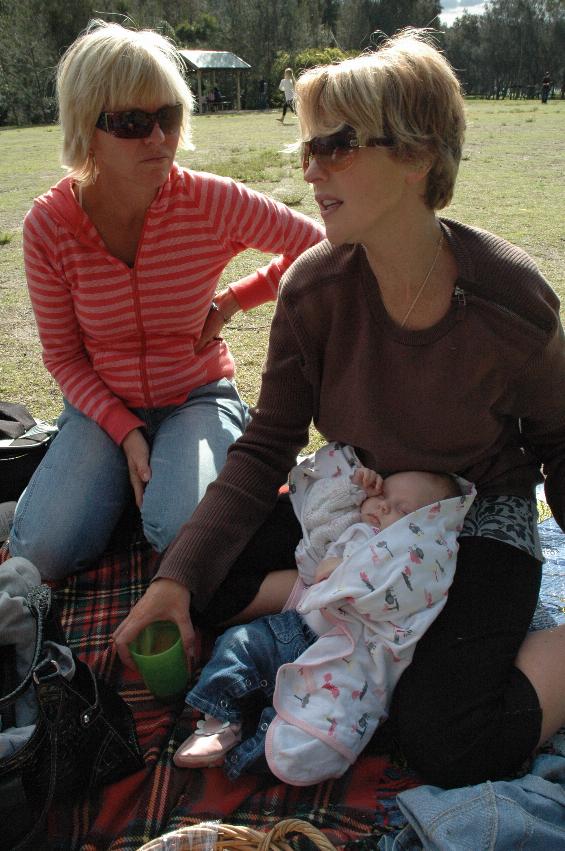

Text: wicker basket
xmin=136 ymin=818 xmax=339 ymax=851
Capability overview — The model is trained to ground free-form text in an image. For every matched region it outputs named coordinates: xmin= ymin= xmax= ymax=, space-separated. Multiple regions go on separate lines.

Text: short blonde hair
xmin=57 ymin=20 xmax=195 ymax=184
xmin=295 ymin=29 xmax=465 ymax=209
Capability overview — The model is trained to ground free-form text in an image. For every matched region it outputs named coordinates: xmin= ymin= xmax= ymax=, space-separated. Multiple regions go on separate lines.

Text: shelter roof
xmin=179 ymin=50 xmax=251 ymax=70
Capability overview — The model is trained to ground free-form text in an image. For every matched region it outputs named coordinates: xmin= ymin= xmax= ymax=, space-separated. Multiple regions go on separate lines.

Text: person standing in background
xmin=258 ymin=79 xmax=268 ymax=110
xmin=541 ymin=72 xmax=552 ymax=103
xmin=277 ymin=68 xmax=295 ymax=123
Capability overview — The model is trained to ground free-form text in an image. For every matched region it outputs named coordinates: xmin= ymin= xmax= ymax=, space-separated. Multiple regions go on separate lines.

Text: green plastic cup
xmin=129 ymin=621 xmax=189 ymax=699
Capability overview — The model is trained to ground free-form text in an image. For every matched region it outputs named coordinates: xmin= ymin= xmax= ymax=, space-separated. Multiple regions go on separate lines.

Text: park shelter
xmin=179 ymin=50 xmax=251 ymax=111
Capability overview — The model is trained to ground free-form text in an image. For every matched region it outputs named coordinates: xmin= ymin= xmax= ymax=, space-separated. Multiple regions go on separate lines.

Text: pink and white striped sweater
xmin=23 ymin=164 xmax=324 ymax=445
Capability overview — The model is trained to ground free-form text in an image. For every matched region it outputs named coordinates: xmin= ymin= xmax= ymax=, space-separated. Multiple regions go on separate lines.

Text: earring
xmin=88 ymin=150 xmax=98 ymax=184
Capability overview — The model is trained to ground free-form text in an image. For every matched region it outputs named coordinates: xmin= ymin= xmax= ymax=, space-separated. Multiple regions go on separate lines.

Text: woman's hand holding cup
xmin=113 ymin=578 xmax=194 ymax=673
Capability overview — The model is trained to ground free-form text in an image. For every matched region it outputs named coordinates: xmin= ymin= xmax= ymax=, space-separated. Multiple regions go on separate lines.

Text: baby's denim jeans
xmin=186 ymin=610 xmax=317 ymax=780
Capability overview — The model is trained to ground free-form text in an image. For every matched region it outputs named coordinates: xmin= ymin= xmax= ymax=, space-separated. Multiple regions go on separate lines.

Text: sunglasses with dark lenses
xmin=95 ymin=103 xmax=183 ymax=139
xmin=302 ymin=126 xmax=394 ymax=172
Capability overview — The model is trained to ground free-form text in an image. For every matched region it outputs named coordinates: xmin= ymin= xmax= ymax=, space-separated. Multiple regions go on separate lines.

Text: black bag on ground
xmin=0 ymin=402 xmax=57 ymax=502
xmin=0 ymin=579 xmax=145 ymax=850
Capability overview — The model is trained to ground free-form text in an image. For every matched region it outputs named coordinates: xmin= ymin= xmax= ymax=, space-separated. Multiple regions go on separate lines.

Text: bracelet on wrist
xmin=210 ymin=300 xmax=230 ymax=324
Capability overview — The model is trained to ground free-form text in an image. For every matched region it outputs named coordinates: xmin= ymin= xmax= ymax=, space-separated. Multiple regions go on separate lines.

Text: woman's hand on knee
xmin=122 ymin=428 xmax=151 ymax=508
xmin=113 ymin=578 xmax=194 ymax=670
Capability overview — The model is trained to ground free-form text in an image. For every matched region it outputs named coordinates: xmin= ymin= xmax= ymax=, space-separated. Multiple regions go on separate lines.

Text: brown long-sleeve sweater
xmin=157 ymin=219 xmax=565 ymax=610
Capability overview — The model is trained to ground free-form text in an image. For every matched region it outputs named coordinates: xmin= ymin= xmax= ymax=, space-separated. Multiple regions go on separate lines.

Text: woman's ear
xmin=405 ymin=156 xmax=433 ymax=186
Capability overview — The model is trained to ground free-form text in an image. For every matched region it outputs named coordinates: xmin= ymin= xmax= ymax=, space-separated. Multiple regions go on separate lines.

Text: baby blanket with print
xmin=267 ymin=443 xmax=476 ymax=785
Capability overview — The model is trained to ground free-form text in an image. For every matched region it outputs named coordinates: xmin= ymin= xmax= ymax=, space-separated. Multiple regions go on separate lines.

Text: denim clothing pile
xmin=377 ymin=755 xmax=565 ymax=850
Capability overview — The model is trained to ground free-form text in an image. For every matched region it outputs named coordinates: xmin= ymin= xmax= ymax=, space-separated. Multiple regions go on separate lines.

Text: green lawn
xmin=1 ymin=100 xmax=564 ymax=425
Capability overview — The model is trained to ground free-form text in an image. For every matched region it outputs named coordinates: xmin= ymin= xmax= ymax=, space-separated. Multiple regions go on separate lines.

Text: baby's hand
xmin=352 ymin=467 xmax=383 ymax=497
xmin=315 ymin=556 xmax=342 ymax=583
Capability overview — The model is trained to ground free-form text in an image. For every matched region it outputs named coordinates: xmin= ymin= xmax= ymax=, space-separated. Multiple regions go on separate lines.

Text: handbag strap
xmin=0 ymin=584 xmax=51 ymax=709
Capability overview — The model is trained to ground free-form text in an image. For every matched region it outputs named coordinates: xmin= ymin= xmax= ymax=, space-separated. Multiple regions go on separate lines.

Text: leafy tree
xmin=444 ymin=12 xmax=484 ymax=95
xmin=468 ymin=0 xmax=562 ymax=96
xmin=0 ymin=1 xmax=61 ymax=125
xmin=368 ymin=0 xmax=442 ymax=36
xmin=274 ymin=46 xmax=350 ymax=79
xmin=176 ymin=13 xmax=220 ymax=46
xmin=337 ymin=0 xmax=441 ymax=50
xmin=321 ymin=0 xmax=341 ymax=37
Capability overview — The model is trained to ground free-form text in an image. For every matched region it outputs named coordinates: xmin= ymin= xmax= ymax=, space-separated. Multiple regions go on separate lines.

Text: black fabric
xmin=0 ymin=445 xmax=50 ymax=502
xmin=0 ymin=646 xmax=17 ymax=729
xmin=194 ymin=494 xmax=301 ymax=626
xmin=389 ymin=536 xmax=543 ymax=788
xmin=0 ymin=402 xmax=36 ymax=439
xmin=0 ymin=585 xmax=144 ymax=851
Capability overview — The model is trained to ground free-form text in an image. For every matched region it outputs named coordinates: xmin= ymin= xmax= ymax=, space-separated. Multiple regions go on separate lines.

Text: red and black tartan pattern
xmin=1 ymin=542 xmax=421 ymax=850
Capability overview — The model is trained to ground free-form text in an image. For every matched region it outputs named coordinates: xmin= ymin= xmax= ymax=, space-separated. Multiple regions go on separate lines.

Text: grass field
xmin=0 ymin=100 xmax=564 ymax=426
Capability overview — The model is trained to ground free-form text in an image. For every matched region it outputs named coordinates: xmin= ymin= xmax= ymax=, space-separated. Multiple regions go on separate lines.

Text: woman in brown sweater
xmin=115 ymin=30 xmax=565 ymax=787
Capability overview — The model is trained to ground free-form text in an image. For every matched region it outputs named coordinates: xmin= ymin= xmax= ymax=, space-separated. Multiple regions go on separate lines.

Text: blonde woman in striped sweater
xmin=10 ymin=21 xmax=323 ymax=579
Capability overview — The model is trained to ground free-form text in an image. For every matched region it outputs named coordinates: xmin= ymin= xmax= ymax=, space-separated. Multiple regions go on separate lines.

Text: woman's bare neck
xmin=362 ymin=215 xmax=458 ymax=330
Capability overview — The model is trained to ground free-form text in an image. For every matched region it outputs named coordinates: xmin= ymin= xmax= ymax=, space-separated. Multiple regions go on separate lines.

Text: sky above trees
xmin=440 ymin=1 xmax=486 ymax=24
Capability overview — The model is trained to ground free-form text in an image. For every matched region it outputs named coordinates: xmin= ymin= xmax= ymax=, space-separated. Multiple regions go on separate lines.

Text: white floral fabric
xmin=266 ymin=443 xmax=476 ymax=785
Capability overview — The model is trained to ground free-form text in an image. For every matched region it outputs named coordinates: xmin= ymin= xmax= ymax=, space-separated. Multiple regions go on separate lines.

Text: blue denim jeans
xmin=186 ymin=610 xmax=317 ymax=780
xmin=377 ymin=754 xmax=565 ymax=850
xmin=10 ymin=379 xmax=248 ymax=580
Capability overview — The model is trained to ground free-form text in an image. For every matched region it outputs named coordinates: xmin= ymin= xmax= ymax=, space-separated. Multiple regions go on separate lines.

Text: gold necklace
xmin=400 ymin=230 xmax=444 ymax=329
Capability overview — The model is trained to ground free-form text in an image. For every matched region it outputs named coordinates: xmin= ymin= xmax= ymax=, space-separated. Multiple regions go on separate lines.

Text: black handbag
xmin=0 ymin=584 xmax=145 ymax=850
xmin=0 ymin=402 xmax=57 ymax=502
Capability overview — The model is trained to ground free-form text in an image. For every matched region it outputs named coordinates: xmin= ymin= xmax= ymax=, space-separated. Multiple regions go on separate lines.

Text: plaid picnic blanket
xmin=0 ymin=540 xmax=420 ymax=850
xmin=2 ymin=515 xmax=563 ymax=850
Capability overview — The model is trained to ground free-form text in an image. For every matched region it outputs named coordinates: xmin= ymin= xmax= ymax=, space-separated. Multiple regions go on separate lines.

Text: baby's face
xmin=360 ymin=471 xmax=447 ymax=531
